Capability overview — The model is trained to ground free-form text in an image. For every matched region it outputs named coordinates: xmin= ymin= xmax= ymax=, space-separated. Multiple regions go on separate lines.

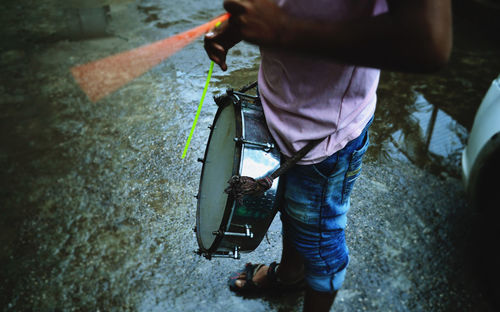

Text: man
xmin=204 ymin=0 xmax=452 ymax=311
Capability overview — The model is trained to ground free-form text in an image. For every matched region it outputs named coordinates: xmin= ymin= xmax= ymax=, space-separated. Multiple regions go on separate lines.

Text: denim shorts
xmin=277 ymin=119 xmax=372 ymax=293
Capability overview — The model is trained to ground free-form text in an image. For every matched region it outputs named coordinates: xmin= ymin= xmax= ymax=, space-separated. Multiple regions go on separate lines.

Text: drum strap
xmin=225 ymin=137 xmax=326 ymax=202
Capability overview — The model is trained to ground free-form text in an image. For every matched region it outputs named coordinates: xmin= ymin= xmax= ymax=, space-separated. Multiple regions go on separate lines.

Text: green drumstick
xmin=181 ymin=21 xmax=222 ymax=159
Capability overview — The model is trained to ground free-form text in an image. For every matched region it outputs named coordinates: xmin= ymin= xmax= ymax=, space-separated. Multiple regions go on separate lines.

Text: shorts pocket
xmin=312 ymin=153 xmax=338 ymax=178
xmin=341 ymin=131 xmax=369 ymax=203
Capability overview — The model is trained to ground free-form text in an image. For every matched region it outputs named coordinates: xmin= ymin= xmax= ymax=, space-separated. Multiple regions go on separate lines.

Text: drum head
xmin=197 ymin=103 xmax=238 ymax=251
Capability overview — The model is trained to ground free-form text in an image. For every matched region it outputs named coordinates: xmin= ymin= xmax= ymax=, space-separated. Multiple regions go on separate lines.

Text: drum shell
xmin=196 ymin=93 xmax=280 ymax=258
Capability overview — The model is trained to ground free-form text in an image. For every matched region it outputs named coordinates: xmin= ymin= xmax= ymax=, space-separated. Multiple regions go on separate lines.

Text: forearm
xmin=228 ymin=0 xmax=452 ymax=73
xmin=279 ymin=10 xmax=451 ymax=72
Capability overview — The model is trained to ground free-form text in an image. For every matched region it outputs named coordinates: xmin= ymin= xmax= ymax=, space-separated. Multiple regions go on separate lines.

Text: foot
xmin=228 ymin=262 xmax=305 ymax=293
xmin=233 ymin=263 xmax=270 ymax=289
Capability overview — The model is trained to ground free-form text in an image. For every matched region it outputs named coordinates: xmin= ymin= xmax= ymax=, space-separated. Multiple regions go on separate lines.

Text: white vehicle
xmin=461 ymin=74 xmax=500 ymax=210
xmin=461 ymin=74 xmax=500 ymax=305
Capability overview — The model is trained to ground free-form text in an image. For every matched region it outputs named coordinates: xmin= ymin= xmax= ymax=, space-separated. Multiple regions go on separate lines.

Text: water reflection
xmin=371 ymin=92 xmax=468 ymax=178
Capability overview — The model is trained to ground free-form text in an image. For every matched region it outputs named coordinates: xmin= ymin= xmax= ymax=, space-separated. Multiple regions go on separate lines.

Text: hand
xmin=223 ymin=0 xmax=289 ymax=47
xmin=204 ymin=20 xmax=242 ymax=71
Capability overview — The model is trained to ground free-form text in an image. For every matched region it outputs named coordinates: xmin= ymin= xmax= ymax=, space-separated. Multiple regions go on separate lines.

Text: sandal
xmin=228 ymin=262 xmax=305 ymax=293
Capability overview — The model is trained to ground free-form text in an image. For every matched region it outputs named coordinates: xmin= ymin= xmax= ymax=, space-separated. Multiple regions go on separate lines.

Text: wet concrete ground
xmin=1 ymin=0 xmax=500 ymax=311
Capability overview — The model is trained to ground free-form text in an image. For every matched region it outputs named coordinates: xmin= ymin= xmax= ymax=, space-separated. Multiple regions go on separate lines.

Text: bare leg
xmin=282 ymin=238 xmax=337 ymax=312
xmin=276 ymin=237 xmax=305 ymax=283
xmin=232 ymin=236 xmax=338 ymax=311
xmin=303 ymin=288 xmax=337 ymax=312
xmin=233 ymin=236 xmax=304 ymax=288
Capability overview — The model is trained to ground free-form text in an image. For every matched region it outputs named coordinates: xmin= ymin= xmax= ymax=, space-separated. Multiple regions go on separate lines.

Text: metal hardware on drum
xmin=212 ymin=224 xmax=254 ymax=238
xmin=213 ymin=81 xmax=260 ymax=107
xmin=230 ymin=90 xmax=259 ymax=100
xmin=238 ymin=96 xmax=263 ymax=111
xmin=196 ymin=246 xmax=241 ymax=260
xmin=212 ymin=246 xmax=240 ymax=259
xmin=197 ymin=158 xmax=204 ymax=163
xmin=234 ymin=137 xmax=274 ymax=152
xmin=238 ymin=81 xmax=258 ymax=93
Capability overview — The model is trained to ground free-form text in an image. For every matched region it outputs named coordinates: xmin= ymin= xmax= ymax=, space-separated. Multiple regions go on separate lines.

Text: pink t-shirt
xmin=259 ymin=0 xmax=388 ymax=164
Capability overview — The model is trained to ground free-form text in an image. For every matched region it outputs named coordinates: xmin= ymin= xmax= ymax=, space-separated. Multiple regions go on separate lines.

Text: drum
xmin=196 ymin=83 xmax=281 ymax=260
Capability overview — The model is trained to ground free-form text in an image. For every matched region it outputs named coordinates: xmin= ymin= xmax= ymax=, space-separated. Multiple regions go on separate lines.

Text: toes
xmin=229 ymin=272 xmax=248 ymax=289
xmin=230 ymin=272 xmax=246 ymax=279
xmin=235 ymin=279 xmax=246 ymax=288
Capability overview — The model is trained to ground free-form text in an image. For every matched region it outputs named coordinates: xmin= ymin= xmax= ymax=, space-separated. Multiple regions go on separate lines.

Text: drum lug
xmin=193 ymin=226 xmax=197 ymax=233
xmin=233 ymin=246 xmax=240 ymax=259
xmin=195 ymin=246 xmax=241 ymax=260
xmin=212 ymin=224 xmax=254 ymax=239
xmin=234 ymin=137 xmax=274 ymax=152
xmin=197 ymin=158 xmax=204 ymax=163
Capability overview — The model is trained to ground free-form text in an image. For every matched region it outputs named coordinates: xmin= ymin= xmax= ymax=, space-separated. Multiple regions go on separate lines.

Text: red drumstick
xmin=71 ymin=13 xmax=229 ymax=102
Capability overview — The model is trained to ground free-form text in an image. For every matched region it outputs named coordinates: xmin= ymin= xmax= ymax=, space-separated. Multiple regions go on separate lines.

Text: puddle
xmin=373 ymin=92 xmax=468 ymax=178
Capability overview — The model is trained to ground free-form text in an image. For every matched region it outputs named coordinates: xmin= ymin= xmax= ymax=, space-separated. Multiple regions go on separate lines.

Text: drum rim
xmin=196 ymin=95 xmax=243 ymax=255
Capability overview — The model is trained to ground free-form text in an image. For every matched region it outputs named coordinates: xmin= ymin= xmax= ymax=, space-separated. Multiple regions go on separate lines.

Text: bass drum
xmin=196 ymin=83 xmax=281 ymax=259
